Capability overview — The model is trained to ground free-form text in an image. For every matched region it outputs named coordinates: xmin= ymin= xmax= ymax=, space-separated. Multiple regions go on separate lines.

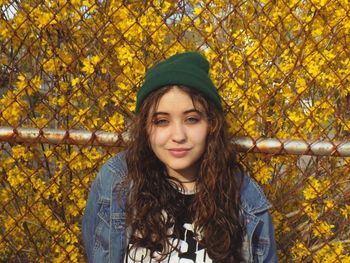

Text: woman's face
xmin=147 ymin=87 xmax=209 ymax=180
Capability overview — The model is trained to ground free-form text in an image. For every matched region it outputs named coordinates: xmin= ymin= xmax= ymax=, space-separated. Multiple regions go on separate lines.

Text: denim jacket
xmin=82 ymin=152 xmax=278 ymax=262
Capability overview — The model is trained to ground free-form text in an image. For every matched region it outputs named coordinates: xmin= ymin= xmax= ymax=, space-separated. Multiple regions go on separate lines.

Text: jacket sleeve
xmin=81 ymin=168 xmax=102 ymax=262
xmin=81 ymin=152 xmax=127 ymax=262
xmin=254 ymin=210 xmax=278 ymax=262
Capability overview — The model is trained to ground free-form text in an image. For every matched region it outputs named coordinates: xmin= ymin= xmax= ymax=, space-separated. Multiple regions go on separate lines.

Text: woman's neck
xmin=166 ymin=169 xmax=198 ymax=192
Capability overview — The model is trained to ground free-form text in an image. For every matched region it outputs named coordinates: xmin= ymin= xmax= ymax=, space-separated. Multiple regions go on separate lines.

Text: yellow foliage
xmin=312 ymin=220 xmax=335 ymax=239
xmin=291 ymin=240 xmax=311 ymax=259
xmin=303 ymin=176 xmax=331 ymax=200
xmin=313 ymin=242 xmax=350 ymax=263
xmin=1 ymin=0 xmax=349 ymax=261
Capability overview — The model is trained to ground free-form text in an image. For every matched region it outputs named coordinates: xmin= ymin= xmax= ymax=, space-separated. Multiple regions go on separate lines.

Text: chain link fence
xmin=1 ymin=0 xmax=349 ymax=262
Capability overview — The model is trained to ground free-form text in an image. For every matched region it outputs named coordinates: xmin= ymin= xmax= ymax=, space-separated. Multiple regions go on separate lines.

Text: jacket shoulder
xmin=96 ymin=151 xmax=128 ymax=193
xmin=240 ymin=174 xmax=271 ymax=214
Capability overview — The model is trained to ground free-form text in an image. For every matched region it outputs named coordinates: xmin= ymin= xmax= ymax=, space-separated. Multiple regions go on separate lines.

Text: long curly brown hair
xmin=125 ymin=85 xmax=244 ymax=262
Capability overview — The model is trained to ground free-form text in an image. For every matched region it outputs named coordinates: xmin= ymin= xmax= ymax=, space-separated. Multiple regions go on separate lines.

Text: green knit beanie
xmin=136 ymin=52 xmax=222 ymax=112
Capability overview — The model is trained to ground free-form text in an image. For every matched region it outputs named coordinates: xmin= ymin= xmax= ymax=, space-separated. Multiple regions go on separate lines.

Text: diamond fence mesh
xmin=0 ymin=0 xmax=350 ymax=262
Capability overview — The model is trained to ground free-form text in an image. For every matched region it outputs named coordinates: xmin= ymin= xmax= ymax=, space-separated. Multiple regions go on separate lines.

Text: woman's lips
xmin=168 ymin=148 xmax=190 ymax=157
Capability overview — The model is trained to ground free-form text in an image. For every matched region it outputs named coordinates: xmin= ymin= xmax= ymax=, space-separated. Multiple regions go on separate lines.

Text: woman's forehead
xmin=151 ymin=87 xmax=206 ymax=114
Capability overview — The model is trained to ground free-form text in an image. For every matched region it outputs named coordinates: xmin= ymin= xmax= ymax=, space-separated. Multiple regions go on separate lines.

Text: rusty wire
xmin=1 ymin=127 xmax=350 ymax=157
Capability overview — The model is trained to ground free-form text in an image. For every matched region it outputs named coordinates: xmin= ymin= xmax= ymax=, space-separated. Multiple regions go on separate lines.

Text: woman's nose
xmin=171 ymin=122 xmax=186 ymax=143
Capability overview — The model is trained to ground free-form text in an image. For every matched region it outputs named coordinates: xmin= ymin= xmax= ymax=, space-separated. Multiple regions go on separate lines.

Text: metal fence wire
xmin=0 ymin=0 xmax=350 ymax=262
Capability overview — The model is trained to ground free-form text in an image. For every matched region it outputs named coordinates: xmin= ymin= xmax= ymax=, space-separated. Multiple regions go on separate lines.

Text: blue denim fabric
xmin=82 ymin=152 xmax=278 ymax=262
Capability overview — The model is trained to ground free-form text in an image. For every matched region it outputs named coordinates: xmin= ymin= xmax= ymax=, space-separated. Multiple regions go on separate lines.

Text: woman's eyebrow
xmin=152 ymin=112 xmax=169 ymax=116
xmin=152 ymin=109 xmax=203 ymax=116
xmin=184 ymin=109 xmax=201 ymax=114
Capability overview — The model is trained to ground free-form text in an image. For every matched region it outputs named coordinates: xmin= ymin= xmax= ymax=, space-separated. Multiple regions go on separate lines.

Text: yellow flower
xmin=302 ymin=202 xmax=319 ymax=221
xmin=313 ymin=242 xmax=350 ymax=262
xmin=193 ymin=7 xmax=202 ymax=16
xmin=81 ymin=58 xmax=95 ymax=74
xmin=312 ymin=220 xmax=335 ymax=238
xmin=90 ymin=55 xmax=101 ymax=65
xmin=324 ymin=199 xmax=335 ymax=211
xmin=340 ymin=204 xmax=350 ymax=219
xmin=291 ymin=240 xmax=311 ymax=259
xmin=303 ymin=177 xmax=331 ymax=200
xmin=37 ymin=12 xmax=56 ymax=28
xmin=16 ymin=74 xmax=28 ymax=91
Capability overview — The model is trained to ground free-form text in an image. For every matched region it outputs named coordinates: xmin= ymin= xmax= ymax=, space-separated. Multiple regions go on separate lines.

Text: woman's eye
xmin=186 ymin=117 xmax=199 ymax=124
xmin=153 ymin=119 xmax=169 ymax=126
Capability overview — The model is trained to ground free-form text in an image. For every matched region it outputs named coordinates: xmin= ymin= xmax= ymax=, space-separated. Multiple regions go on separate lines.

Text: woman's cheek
xmin=149 ymin=128 xmax=170 ymax=149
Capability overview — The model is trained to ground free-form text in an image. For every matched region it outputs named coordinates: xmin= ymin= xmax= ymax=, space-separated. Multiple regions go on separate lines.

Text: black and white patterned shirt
xmin=124 ymin=191 xmax=213 ymax=263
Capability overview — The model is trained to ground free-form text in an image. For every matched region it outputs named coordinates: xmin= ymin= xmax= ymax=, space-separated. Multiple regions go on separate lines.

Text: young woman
xmin=82 ymin=52 xmax=277 ymax=262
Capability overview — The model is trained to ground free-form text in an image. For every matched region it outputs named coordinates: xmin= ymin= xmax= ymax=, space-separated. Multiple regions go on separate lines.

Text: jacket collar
xmin=240 ymin=175 xmax=271 ymax=215
xmin=110 ymin=152 xmax=271 ymax=215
